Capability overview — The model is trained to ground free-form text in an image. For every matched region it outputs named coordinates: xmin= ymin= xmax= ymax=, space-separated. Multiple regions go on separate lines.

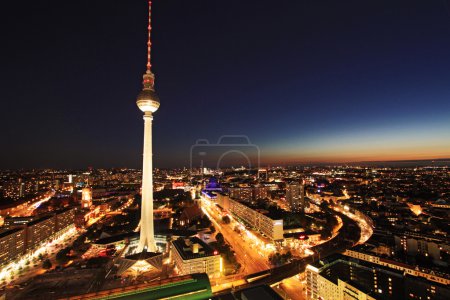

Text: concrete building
xmin=26 ymin=215 xmax=56 ymax=250
xmin=19 ymin=182 xmax=25 ymax=198
xmin=253 ymin=185 xmax=269 ymax=200
xmin=0 ymin=228 xmax=26 ymax=267
xmin=343 ymin=248 xmax=450 ymax=286
xmin=229 ymin=187 xmax=253 ymax=202
xmin=228 ymin=186 xmax=268 ymax=202
xmin=0 ymin=207 xmax=76 ymax=267
xmin=306 ymin=254 xmax=450 ymax=300
xmin=394 ymin=234 xmax=444 ymax=263
xmin=216 ymin=194 xmax=284 ymax=241
xmin=171 ymin=237 xmax=221 ymax=277
xmin=55 ymin=206 xmax=76 ymax=232
xmin=286 ymin=182 xmax=305 ymax=212
xmin=4 ymin=216 xmax=35 ymax=228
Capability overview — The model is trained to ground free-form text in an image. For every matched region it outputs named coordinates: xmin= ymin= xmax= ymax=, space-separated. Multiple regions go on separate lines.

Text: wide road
xmin=8 ymin=190 xmax=55 ymax=217
xmin=273 ymin=275 xmax=306 ymax=300
xmin=200 ymin=198 xmax=269 ymax=275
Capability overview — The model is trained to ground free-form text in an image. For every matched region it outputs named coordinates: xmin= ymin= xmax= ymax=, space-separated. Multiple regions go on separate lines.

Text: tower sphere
xmin=137 ymin=89 xmax=160 ymax=113
xmin=136 ymin=72 xmax=160 ymax=113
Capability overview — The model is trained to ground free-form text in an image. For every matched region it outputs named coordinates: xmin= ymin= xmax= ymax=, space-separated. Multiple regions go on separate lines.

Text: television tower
xmin=136 ymin=0 xmax=160 ymax=253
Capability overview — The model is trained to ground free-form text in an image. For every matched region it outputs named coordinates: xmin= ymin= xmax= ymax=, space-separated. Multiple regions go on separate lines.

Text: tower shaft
xmin=138 ymin=113 xmax=157 ymax=252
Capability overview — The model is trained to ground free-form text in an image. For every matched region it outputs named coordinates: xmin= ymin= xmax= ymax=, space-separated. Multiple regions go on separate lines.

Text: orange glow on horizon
xmin=262 ymin=150 xmax=450 ymax=164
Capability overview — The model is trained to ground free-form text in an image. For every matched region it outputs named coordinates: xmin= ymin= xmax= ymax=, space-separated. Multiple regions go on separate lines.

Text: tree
xmin=282 ymin=251 xmax=292 ymax=262
xmin=199 ymin=215 xmax=212 ymax=228
xmin=269 ymin=251 xmax=292 ymax=266
xmin=56 ymin=248 xmax=70 ymax=265
xmin=320 ymin=201 xmax=329 ymax=211
xmin=222 ymin=216 xmax=231 ymax=224
xmin=42 ymin=259 xmax=52 ymax=270
xmin=269 ymin=252 xmax=282 ymax=266
xmin=320 ymin=227 xmax=332 ymax=240
xmin=215 ymin=233 xmax=225 ymax=245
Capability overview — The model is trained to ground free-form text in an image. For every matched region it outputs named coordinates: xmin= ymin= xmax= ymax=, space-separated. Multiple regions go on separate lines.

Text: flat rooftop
xmin=172 ymin=237 xmax=217 ymax=260
xmin=0 ymin=227 xmax=24 ymax=239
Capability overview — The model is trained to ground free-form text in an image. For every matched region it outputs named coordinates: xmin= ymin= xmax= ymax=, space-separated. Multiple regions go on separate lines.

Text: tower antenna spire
xmin=146 ymin=0 xmax=153 ymax=73
xmin=142 ymin=0 xmax=155 ymax=90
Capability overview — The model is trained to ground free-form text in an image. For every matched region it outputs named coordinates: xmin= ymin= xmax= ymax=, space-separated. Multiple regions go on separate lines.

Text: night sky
xmin=1 ymin=0 xmax=450 ymax=169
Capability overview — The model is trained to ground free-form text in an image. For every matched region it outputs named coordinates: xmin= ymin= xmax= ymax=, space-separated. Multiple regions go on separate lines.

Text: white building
xmin=216 ymin=193 xmax=284 ymax=241
xmin=171 ymin=237 xmax=222 ymax=277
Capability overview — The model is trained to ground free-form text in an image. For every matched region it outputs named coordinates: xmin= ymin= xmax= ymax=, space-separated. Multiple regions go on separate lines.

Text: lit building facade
xmin=343 ymin=249 xmax=450 ymax=286
xmin=216 ymin=193 xmax=284 ymax=241
xmin=55 ymin=207 xmax=76 ymax=232
xmin=81 ymin=187 xmax=93 ymax=209
xmin=306 ymin=254 xmax=450 ymax=300
xmin=228 ymin=186 xmax=268 ymax=202
xmin=0 ymin=207 xmax=76 ymax=267
xmin=0 ymin=228 xmax=26 ymax=267
xmin=394 ymin=234 xmax=444 ymax=262
xmin=229 ymin=187 xmax=253 ymax=202
xmin=171 ymin=237 xmax=221 ymax=277
xmin=286 ymin=182 xmax=305 ymax=212
xmin=26 ymin=215 xmax=55 ymax=250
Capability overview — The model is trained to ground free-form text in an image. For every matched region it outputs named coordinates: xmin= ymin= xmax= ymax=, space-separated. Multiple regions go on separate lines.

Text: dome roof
xmin=137 ymin=89 xmax=160 ymax=104
xmin=136 ymin=88 xmax=160 ymax=113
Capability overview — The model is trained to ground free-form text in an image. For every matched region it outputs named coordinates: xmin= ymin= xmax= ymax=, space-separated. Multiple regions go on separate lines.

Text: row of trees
xmin=269 ymin=251 xmax=292 ymax=266
xmin=213 ymin=233 xmax=241 ymax=275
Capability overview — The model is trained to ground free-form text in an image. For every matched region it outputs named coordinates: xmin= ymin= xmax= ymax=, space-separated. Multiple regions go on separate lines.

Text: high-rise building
xmin=286 ymin=181 xmax=305 ymax=212
xmin=19 ymin=182 xmax=25 ymax=198
xmin=258 ymin=168 xmax=268 ymax=181
xmin=136 ymin=0 xmax=160 ymax=253
xmin=54 ymin=179 xmax=60 ymax=190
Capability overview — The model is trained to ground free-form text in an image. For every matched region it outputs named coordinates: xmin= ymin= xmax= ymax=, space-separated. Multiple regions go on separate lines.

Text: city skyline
xmin=0 ymin=1 xmax=449 ymax=299
xmin=1 ymin=0 xmax=450 ymax=169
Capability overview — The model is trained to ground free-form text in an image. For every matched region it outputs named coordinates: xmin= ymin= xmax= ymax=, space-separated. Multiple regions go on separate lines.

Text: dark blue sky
xmin=1 ymin=0 xmax=450 ymax=169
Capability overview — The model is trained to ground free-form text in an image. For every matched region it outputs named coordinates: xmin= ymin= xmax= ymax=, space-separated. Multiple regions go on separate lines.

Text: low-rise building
xmin=306 ymin=254 xmax=450 ymax=300
xmin=171 ymin=237 xmax=221 ymax=277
